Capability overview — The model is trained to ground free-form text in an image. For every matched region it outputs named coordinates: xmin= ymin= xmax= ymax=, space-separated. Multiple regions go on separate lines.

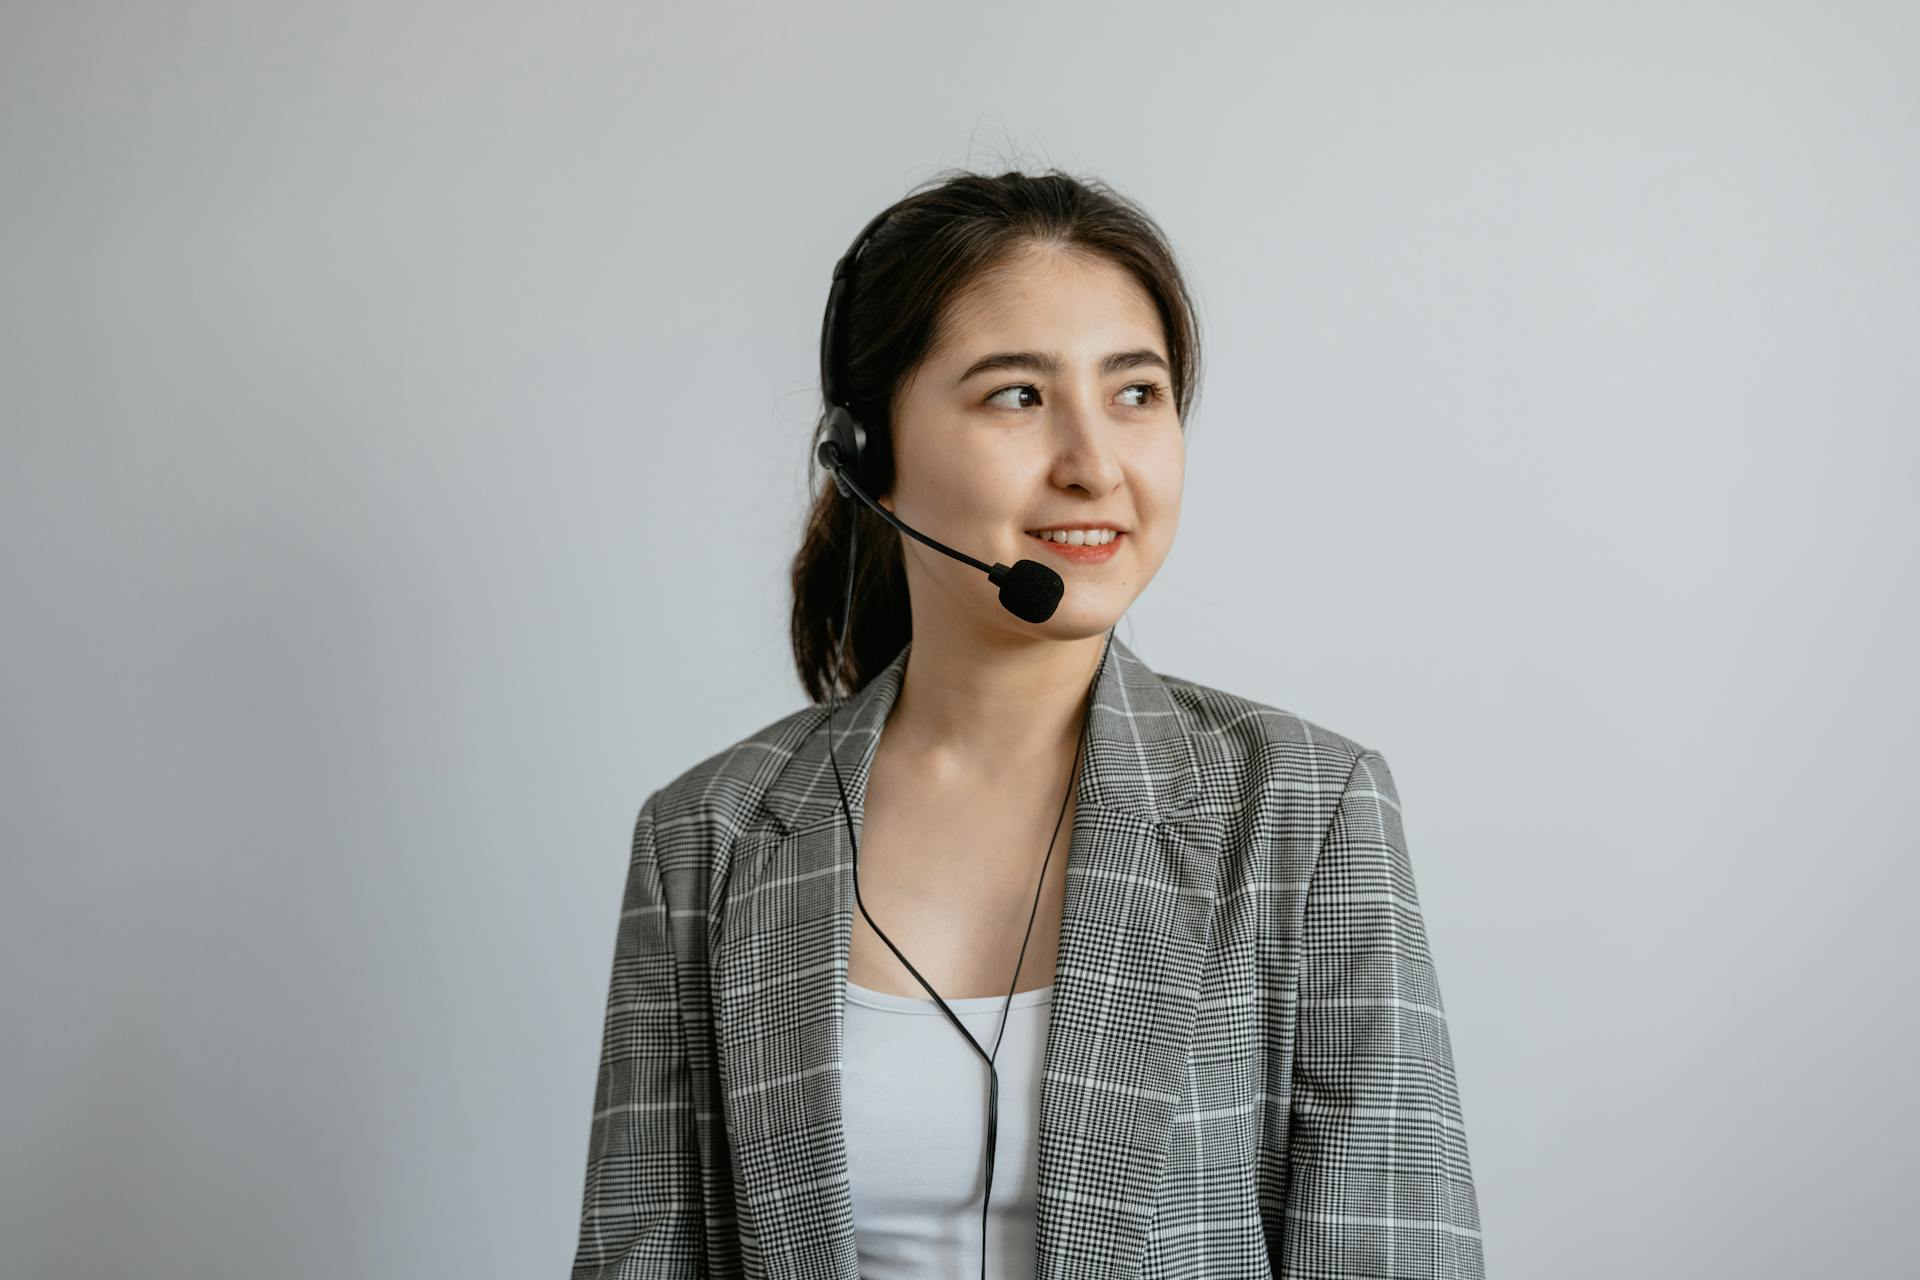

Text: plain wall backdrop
xmin=3 ymin=2 xmax=1915 ymax=1277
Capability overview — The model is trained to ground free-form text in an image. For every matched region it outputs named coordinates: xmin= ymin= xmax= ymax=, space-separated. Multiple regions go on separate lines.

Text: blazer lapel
xmin=716 ymin=633 xmax=1219 ymax=1279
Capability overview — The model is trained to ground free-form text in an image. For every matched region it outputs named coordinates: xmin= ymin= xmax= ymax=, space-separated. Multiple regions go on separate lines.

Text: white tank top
xmin=841 ymin=977 xmax=1054 ymax=1279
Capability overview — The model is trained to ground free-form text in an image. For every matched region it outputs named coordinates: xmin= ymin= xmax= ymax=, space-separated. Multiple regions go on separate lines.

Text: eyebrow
xmin=953 ymin=348 xmax=1170 ymax=386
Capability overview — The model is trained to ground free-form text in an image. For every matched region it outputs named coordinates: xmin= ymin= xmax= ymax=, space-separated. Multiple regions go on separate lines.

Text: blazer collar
xmin=718 ymin=631 xmax=1223 ymax=1279
xmin=761 ymin=629 xmax=1201 ymax=835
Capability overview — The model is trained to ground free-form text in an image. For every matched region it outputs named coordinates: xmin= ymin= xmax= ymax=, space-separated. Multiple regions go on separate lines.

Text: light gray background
xmin=4 ymin=3 xmax=1914 ymax=1277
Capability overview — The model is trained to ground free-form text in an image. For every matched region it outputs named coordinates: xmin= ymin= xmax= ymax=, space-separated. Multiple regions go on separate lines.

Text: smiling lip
xmin=1025 ymin=531 xmax=1124 ymax=563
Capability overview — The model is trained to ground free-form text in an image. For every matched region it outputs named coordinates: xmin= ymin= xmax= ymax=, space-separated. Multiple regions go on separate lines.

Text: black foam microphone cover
xmin=997 ymin=559 xmax=1065 ymax=623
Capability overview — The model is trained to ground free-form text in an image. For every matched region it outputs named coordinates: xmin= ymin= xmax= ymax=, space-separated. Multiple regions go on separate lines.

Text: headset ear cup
xmin=822 ymin=404 xmax=868 ymax=492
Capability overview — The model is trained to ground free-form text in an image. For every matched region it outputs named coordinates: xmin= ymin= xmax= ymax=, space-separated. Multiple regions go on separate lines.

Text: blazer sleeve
xmin=1281 ymin=749 xmax=1486 ymax=1278
xmin=571 ymin=789 xmax=706 ymax=1279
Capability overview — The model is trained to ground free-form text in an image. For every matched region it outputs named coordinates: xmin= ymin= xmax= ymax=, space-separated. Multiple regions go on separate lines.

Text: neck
xmin=880 ymin=627 xmax=1108 ymax=785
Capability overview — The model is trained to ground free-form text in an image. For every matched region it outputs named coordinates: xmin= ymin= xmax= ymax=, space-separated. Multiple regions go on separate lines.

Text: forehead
xmin=934 ymin=247 xmax=1164 ymax=355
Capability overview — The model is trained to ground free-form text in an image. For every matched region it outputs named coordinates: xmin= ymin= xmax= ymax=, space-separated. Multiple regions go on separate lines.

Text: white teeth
xmin=1029 ymin=528 xmax=1117 ymax=546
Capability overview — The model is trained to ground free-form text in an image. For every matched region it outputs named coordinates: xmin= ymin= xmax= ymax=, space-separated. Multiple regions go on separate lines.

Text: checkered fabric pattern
xmin=573 ymin=631 xmax=1484 ymax=1278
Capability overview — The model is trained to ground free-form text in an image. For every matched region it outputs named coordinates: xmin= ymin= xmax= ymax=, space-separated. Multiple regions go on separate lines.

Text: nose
xmin=1046 ymin=407 xmax=1123 ymax=497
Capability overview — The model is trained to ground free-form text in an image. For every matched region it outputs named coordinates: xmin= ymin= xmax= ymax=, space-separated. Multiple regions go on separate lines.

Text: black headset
xmin=816 ymin=204 xmax=897 ymax=497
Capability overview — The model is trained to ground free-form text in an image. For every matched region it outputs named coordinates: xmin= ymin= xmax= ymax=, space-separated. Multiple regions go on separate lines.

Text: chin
xmin=1020 ymin=602 xmax=1129 ymax=642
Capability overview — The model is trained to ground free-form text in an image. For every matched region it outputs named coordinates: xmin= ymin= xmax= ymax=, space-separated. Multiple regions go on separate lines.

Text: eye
xmin=983 ymin=382 xmax=1171 ymax=411
xmin=984 ymin=384 xmax=1041 ymax=410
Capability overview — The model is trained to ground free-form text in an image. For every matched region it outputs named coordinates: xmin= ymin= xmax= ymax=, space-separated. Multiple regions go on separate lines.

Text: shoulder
xmin=1154 ymin=666 xmax=1380 ymax=795
xmin=638 ymin=701 xmax=829 ymax=843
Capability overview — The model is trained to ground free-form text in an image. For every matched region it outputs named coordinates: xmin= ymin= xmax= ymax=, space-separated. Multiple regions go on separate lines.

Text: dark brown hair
xmin=789 ymin=167 xmax=1204 ymax=703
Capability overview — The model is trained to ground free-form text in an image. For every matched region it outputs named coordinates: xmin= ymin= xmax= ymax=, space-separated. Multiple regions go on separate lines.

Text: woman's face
xmin=880 ymin=244 xmax=1185 ymax=643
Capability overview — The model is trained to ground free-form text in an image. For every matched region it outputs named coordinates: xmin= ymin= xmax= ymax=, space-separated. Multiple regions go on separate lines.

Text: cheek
xmin=939 ymin=451 xmax=1026 ymax=515
xmin=1134 ymin=444 xmax=1185 ymax=512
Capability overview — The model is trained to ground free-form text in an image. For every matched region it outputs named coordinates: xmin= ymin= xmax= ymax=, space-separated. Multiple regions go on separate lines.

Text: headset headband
xmin=818 ymin=204 xmax=903 ymax=413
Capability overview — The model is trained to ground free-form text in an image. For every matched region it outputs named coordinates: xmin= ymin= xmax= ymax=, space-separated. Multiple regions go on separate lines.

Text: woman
xmin=573 ymin=169 xmax=1485 ymax=1280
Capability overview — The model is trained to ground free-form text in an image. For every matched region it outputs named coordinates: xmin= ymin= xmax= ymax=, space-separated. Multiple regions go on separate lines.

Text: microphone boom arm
xmin=819 ymin=440 xmax=1008 ymax=585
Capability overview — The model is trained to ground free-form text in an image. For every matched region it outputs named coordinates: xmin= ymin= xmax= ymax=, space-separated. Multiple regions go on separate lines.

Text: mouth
xmin=1024 ymin=529 xmax=1125 ymax=563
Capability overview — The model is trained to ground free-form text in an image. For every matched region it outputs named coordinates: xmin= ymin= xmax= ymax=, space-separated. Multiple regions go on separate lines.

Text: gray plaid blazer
xmin=573 ymin=633 xmax=1484 ymax=1278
